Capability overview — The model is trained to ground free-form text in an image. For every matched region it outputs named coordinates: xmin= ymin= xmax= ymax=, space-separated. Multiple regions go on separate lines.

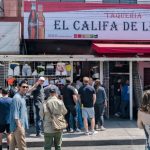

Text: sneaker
xmin=36 ymin=133 xmax=43 ymax=137
xmin=84 ymin=131 xmax=89 ymax=135
xmin=95 ymin=124 xmax=99 ymax=130
xmin=100 ymin=126 xmax=106 ymax=131
xmin=89 ymin=130 xmax=98 ymax=135
xmin=76 ymin=128 xmax=81 ymax=132
xmin=67 ymin=128 xmax=74 ymax=133
xmin=114 ymin=113 xmax=120 ymax=117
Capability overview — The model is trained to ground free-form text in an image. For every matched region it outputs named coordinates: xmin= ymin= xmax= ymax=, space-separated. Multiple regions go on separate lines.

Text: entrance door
xmin=109 ymin=61 xmax=129 ymax=118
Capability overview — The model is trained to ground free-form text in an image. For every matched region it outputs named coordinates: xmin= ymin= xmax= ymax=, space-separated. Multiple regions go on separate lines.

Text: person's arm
xmin=103 ymin=88 xmax=108 ymax=107
xmin=93 ymin=94 xmax=96 ymax=105
xmin=28 ymin=81 xmax=39 ymax=93
xmin=73 ymin=94 xmax=78 ymax=104
xmin=12 ymin=98 xmax=22 ymax=128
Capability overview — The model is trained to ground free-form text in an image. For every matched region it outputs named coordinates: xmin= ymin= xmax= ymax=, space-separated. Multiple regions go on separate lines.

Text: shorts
xmin=0 ymin=124 xmax=10 ymax=133
xmin=82 ymin=107 xmax=95 ymax=119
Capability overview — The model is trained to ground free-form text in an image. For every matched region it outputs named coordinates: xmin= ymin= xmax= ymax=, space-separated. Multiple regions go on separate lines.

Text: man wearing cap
xmin=44 ymin=81 xmax=61 ymax=100
xmin=28 ymin=77 xmax=45 ymax=137
xmin=39 ymin=88 xmax=67 ymax=150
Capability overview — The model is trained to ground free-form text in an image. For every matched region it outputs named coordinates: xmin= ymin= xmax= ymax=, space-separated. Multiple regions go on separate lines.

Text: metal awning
xmin=92 ymin=43 xmax=150 ymax=54
xmin=0 ymin=55 xmax=150 ymax=61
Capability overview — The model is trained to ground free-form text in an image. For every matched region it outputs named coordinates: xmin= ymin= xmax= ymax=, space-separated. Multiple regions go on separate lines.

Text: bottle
xmin=28 ymin=3 xmax=38 ymax=39
xmin=37 ymin=4 xmax=45 ymax=39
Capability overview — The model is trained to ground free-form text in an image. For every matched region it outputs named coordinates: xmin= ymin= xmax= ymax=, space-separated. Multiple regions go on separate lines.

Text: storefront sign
xmin=24 ymin=2 xmax=150 ymax=40
xmin=0 ymin=22 xmax=20 ymax=54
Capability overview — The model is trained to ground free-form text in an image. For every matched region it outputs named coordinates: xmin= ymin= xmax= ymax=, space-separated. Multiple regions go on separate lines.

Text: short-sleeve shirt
xmin=32 ymin=84 xmax=44 ymax=103
xmin=79 ymin=84 xmax=95 ymax=108
xmin=62 ymin=84 xmax=76 ymax=107
xmin=10 ymin=93 xmax=28 ymax=132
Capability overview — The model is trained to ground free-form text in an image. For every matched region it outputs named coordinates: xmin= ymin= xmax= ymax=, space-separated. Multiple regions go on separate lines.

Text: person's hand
xmin=17 ymin=121 xmax=22 ymax=128
xmin=34 ymin=81 xmax=39 ymax=87
xmin=104 ymin=100 xmax=107 ymax=107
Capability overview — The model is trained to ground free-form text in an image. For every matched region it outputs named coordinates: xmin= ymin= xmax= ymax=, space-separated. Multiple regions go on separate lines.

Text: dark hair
xmin=140 ymin=90 xmax=150 ymax=114
xmin=18 ymin=80 xmax=28 ymax=87
xmin=2 ymin=88 xmax=9 ymax=95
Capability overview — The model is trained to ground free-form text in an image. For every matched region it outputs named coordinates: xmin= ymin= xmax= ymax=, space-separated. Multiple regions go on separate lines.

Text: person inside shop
xmin=114 ymin=78 xmax=122 ymax=117
xmin=120 ymin=79 xmax=130 ymax=118
xmin=137 ymin=90 xmax=150 ymax=150
xmin=0 ymin=88 xmax=12 ymax=150
xmin=28 ymin=77 xmax=45 ymax=137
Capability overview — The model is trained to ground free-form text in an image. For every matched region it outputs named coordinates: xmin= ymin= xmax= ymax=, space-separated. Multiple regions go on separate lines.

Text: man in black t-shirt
xmin=79 ymin=77 xmax=97 ymax=135
xmin=28 ymin=77 xmax=45 ymax=137
xmin=62 ymin=78 xmax=78 ymax=132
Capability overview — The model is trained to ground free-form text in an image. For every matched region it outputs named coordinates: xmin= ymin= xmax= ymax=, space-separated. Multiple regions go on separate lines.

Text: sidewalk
xmin=24 ymin=119 xmax=146 ymax=147
xmin=3 ymin=119 xmax=146 ymax=147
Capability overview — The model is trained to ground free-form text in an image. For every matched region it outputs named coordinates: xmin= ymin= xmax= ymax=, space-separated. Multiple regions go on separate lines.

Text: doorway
xmin=109 ymin=61 xmax=129 ymax=118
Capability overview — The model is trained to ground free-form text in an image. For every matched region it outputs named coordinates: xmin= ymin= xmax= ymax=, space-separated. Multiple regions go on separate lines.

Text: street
xmin=27 ymin=145 xmax=145 ymax=150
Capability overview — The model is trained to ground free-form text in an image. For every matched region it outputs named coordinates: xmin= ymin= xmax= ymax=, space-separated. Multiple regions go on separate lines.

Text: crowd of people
xmin=0 ymin=76 xmax=150 ymax=150
xmin=0 ymin=76 xmax=107 ymax=150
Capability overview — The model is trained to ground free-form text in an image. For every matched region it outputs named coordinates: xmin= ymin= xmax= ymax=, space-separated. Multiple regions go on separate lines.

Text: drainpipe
xmin=129 ymin=61 xmax=133 ymax=120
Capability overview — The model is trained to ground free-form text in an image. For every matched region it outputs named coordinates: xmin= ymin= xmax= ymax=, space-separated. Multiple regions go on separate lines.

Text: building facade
xmin=0 ymin=0 xmax=150 ymax=120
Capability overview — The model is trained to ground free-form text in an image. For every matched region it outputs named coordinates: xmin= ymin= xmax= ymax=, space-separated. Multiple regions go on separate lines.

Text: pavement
xmin=2 ymin=119 xmax=146 ymax=147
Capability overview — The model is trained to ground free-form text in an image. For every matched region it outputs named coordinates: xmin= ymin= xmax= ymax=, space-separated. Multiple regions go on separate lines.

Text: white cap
xmin=39 ymin=77 xmax=45 ymax=81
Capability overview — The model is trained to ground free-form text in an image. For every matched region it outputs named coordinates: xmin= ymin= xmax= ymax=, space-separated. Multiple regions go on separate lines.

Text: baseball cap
xmin=39 ymin=77 xmax=45 ymax=81
xmin=49 ymin=88 xmax=56 ymax=93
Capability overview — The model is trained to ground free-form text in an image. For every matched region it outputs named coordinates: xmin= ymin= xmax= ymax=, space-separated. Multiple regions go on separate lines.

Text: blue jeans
xmin=44 ymin=132 xmax=62 ymax=150
xmin=70 ymin=103 xmax=84 ymax=129
xmin=94 ymin=103 xmax=105 ymax=126
xmin=34 ymin=103 xmax=42 ymax=135
xmin=65 ymin=105 xmax=77 ymax=131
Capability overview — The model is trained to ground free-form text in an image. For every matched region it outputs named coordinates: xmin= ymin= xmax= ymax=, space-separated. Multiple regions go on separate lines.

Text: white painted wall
xmin=138 ymin=62 xmax=150 ymax=86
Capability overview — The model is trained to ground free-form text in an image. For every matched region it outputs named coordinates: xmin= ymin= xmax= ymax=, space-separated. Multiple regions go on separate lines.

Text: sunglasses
xmin=21 ymin=86 xmax=29 ymax=89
